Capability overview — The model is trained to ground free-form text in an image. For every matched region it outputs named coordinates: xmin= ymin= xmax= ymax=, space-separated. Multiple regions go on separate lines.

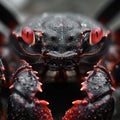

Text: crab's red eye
xmin=90 ymin=27 xmax=103 ymax=45
xmin=21 ymin=26 xmax=35 ymax=45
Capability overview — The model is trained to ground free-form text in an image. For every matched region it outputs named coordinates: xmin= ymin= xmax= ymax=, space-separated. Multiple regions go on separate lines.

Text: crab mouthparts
xmin=45 ymin=51 xmax=78 ymax=70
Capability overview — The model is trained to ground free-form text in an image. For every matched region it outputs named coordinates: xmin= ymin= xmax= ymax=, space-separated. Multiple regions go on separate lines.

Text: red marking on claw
xmin=29 ymin=65 xmax=32 ymax=68
xmin=36 ymin=76 xmax=39 ymax=80
xmin=33 ymin=71 xmax=38 ymax=74
xmin=9 ymin=85 xmax=14 ymax=89
xmin=80 ymin=82 xmax=86 ymax=91
xmin=87 ymin=71 xmax=92 ymax=74
xmin=72 ymin=99 xmax=88 ymax=105
xmin=111 ymin=87 xmax=115 ymax=92
xmin=0 ymin=67 xmax=5 ymax=71
xmin=62 ymin=105 xmax=80 ymax=120
xmin=36 ymin=100 xmax=49 ymax=106
xmin=1 ymin=76 xmax=6 ymax=81
xmin=34 ymin=99 xmax=53 ymax=120
xmin=37 ymin=82 xmax=43 ymax=92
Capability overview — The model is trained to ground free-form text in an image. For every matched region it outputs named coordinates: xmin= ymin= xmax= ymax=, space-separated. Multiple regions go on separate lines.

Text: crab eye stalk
xmin=21 ymin=26 xmax=35 ymax=45
xmin=90 ymin=27 xmax=103 ymax=45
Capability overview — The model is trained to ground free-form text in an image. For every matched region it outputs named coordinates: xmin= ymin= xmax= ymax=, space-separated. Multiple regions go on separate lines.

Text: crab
xmin=0 ymin=12 xmax=115 ymax=120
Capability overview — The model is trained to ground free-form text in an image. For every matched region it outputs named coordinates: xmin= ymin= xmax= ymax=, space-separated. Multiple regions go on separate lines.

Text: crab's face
xmin=11 ymin=15 xmax=110 ymax=73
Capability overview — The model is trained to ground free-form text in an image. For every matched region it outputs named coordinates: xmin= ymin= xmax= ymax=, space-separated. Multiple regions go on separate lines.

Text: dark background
xmin=0 ymin=0 xmax=120 ymax=30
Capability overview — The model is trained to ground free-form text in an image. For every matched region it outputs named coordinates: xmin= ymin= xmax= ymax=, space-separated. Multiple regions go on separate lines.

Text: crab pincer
xmin=7 ymin=60 xmax=53 ymax=120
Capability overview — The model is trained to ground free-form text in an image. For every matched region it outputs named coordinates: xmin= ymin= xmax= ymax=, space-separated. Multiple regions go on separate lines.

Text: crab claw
xmin=8 ymin=60 xmax=53 ymax=120
xmin=62 ymin=95 xmax=114 ymax=120
xmin=63 ymin=66 xmax=114 ymax=120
